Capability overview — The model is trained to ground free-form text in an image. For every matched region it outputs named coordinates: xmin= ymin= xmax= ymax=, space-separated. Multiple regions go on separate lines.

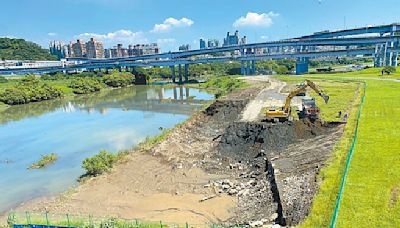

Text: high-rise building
xmin=49 ymin=41 xmax=66 ymax=60
xmin=103 ymin=43 xmax=160 ymax=58
xmin=207 ymin=39 xmax=220 ymax=48
xmin=71 ymin=39 xmax=86 ymax=58
xmin=200 ymin=39 xmax=207 ymax=49
xmin=179 ymin=44 xmax=190 ymax=51
xmin=223 ymin=30 xmax=246 ymax=46
xmin=86 ymin=38 xmax=104 ymax=59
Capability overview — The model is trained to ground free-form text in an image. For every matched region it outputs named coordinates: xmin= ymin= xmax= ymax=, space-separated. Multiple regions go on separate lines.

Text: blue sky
xmin=1 ymin=0 xmax=399 ymax=51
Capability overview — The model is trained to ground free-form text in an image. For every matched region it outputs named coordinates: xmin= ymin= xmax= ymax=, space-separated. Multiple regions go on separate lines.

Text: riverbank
xmin=3 ymin=76 xmax=360 ymax=227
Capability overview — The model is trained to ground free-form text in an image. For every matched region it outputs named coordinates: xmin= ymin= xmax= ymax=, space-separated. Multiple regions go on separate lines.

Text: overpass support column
xmin=241 ymin=61 xmax=245 ymax=75
xmin=184 ymin=64 xmax=189 ymax=82
xmin=178 ymin=64 xmax=183 ymax=84
xmin=296 ymin=57 xmax=309 ymax=75
xmin=246 ymin=60 xmax=251 ymax=75
xmin=251 ymin=60 xmax=256 ymax=75
xmin=170 ymin=65 xmax=176 ymax=83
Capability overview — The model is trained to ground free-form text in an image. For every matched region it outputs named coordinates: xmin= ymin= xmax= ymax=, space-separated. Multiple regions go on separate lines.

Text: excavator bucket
xmin=321 ymin=93 xmax=329 ymax=104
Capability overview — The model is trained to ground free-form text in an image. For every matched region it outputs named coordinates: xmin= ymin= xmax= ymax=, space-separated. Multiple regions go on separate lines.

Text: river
xmin=0 ymin=85 xmax=213 ymax=213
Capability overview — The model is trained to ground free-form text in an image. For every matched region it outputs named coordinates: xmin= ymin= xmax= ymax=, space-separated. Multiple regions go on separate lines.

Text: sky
xmin=1 ymin=0 xmax=399 ymax=51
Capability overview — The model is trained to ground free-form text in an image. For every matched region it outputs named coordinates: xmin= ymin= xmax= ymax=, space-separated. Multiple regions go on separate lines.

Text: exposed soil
xmin=3 ymin=76 xmax=345 ymax=227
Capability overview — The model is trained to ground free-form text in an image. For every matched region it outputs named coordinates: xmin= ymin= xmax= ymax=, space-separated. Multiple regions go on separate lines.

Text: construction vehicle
xmin=265 ymin=79 xmax=329 ymax=122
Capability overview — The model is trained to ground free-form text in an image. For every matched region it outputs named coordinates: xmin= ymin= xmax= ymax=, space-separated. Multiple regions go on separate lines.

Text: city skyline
xmin=1 ymin=0 xmax=399 ymax=52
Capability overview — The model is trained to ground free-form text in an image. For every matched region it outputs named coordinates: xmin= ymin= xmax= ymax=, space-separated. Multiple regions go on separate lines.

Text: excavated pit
xmin=202 ymin=97 xmax=343 ymax=226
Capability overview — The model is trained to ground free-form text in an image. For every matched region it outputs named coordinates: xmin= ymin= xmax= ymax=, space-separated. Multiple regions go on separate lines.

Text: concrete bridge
xmin=1 ymin=23 xmax=399 ymax=80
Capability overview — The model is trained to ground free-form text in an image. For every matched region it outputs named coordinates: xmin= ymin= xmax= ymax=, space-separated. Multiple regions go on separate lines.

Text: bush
xmin=103 ymin=71 xmax=134 ymax=87
xmin=68 ymin=78 xmax=103 ymax=94
xmin=29 ymin=153 xmax=58 ymax=169
xmin=275 ymin=65 xmax=289 ymax=74
xmin=383 ymin=66 xmax=396 ymax=75
xmin=0 ymin=76 xmax=7 ymax=83
xmin=82 ymin=150 xmax=117 ymax=176
xmin=0 ymin=75 xmax=63 ymax=105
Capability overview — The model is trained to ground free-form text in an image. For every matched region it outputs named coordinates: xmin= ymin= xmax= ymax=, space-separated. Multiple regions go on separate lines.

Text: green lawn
xmin=278 ymin=70 xmax=400 ymax=227
xmin=309 ymin=67 xmax=400 ymax=80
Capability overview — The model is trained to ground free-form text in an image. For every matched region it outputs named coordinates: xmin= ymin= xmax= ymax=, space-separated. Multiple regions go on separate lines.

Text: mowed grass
xmin=278 ymin=71 xmax=400 ymax=227
xmin=334 ymin=80 xmax=400 ymax=227
xmin=310 ymin=67 xmax=400 ymax=79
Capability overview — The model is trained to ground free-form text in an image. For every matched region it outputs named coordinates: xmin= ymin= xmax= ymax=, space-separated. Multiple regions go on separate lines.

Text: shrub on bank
xmin=82 ymin=150 xmax=117 ymax=176
xmin=68 ymin=77 xmax=103 ymax=94
xmin=103 ymin=71 xmax=134 ymax=87
xmin=0 ymin=75 xmax=63 ymax=105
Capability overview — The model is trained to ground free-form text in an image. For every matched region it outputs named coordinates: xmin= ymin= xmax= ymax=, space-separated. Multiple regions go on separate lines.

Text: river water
xmin=0 ymin=85 xmax=213 ymax=213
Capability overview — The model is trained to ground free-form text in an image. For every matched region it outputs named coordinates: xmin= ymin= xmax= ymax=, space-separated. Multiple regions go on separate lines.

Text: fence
xmin=7 ymin=211 xmax=232 ymax=228
xmin=329 ymin=81 xmax=367 ymax=228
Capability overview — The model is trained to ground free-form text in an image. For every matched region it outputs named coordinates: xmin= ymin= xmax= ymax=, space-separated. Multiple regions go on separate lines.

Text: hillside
xmin=0 ymin=37 xmax=57 ymax=61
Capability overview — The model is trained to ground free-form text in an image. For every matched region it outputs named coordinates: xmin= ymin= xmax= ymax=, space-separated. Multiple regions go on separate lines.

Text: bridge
xmin=1 ymin=23 xmax=399 ymax=81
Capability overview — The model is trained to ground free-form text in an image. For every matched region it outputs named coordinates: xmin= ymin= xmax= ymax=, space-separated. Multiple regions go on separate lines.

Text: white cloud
xmin=151 ymin=17 xmax=194 ymax=33
xmin=76 ymin=29 xmax=148 ymax=46
xmin=260 ymin=35 xmax=269 ymax=40
xmin=233 ymin=12 xmax=279 ymax=28
xmin=48 ymin=32 xmax=57 ymax=36
xmin=157 ymin=38 xmax=176 ymax=44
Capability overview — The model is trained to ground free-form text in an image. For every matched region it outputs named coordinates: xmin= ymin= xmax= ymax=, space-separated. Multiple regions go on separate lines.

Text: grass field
xmin=277 ymin=70 xmax=400 ymax=227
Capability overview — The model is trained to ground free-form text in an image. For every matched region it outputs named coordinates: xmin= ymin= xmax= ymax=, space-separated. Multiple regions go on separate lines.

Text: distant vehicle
xmin=316 ymin=67 xmax=334 ymax=72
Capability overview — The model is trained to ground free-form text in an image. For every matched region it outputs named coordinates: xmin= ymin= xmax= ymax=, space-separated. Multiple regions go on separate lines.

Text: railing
xmin=7 ymin=211 xmax=230 ymax=228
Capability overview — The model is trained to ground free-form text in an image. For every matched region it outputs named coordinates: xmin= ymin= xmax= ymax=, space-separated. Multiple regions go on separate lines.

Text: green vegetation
xmin=0 ymin=75 xmax=63 ymax=105
xmin=68 ymin=77 xmax=103 ymax=94
xmin=29 ymin=153 xmax=58 ymax=169
xmin=8 ymin=211 xmax=172 ymax=228
xmin=200 ymin=76 xmax=249 ymax=98
xmin=383 ymin=65 xmax=396 ymax=75
xmin=82 ymin=150 xmax=117 ymax=176
xmin=0 ymin=38 xmax=57 ymax=60
xmin=0 ymin=76 xmax=8 ymax=83
xmin=103 ymin=70 xmax=134 ymax=87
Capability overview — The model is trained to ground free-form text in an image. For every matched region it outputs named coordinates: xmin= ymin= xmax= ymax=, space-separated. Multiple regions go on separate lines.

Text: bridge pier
xmin=178 ymin=64 xmax=183 ymax=84
xmin=170 ymin=65 xmax=176 ymax=83
xmin=184 ymin=64 xmax=189 ymax=82
xmin=246 ymin=60 xmax=251 ymax=75
xmin=241 ymin=61 xmax=245 ymax=75
xmin=296 ymin=58 xmax=309 ymax=75
xmin=251 ymin=60 xmax=256 ymax=75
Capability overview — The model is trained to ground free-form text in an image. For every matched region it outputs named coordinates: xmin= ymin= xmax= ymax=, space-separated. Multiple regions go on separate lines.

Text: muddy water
xmin=0 ymin=85 xmax=213 ymax=213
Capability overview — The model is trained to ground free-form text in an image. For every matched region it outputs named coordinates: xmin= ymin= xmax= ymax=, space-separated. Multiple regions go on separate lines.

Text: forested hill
xmin=0 ymin=38 xmax=57 ymax=61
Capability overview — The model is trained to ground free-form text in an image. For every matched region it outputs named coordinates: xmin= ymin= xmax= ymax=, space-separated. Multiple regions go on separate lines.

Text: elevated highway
xmin=1 ymin=24 xmax=399 ymax=78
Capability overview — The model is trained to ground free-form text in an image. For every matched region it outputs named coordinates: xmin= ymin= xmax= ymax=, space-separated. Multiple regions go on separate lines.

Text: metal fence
xmin=7 ymin=211 xmax=230 ymax=228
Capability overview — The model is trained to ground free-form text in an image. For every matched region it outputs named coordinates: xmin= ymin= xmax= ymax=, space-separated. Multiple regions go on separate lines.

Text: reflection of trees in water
xmin=0 ymin=86 xmax=208 ymax=125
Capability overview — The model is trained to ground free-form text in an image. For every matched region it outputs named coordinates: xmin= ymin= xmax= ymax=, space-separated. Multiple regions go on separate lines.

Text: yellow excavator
xmin=265 ymin=79 xmax=329 ymax=122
